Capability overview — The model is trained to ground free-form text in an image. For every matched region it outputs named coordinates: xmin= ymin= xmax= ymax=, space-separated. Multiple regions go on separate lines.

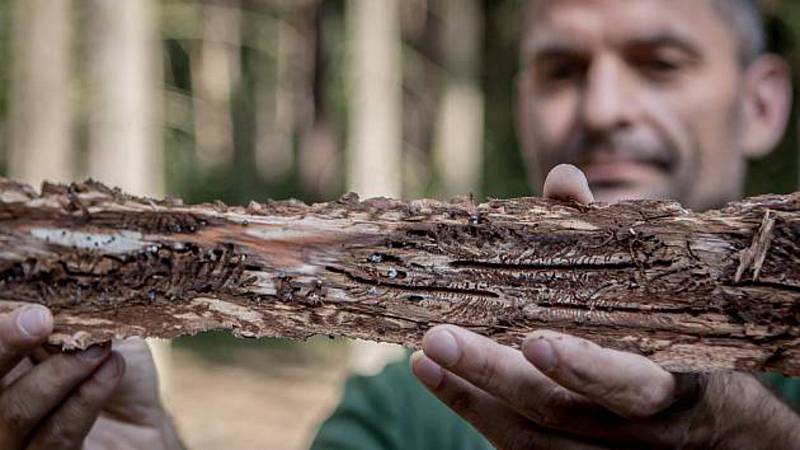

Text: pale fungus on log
xmin=1 ymin=178 xmax=800 ymax=375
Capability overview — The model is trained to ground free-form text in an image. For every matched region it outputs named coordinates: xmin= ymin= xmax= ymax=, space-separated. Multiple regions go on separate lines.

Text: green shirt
xmin=311 ymin=357 xmax=800 ymax=450
xmin=310 ymin=356 xmax=491 ymax=450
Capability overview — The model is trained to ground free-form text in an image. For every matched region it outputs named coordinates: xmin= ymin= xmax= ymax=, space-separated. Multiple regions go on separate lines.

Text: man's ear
xmin=740 ymin=54 xmax=792 ymax=159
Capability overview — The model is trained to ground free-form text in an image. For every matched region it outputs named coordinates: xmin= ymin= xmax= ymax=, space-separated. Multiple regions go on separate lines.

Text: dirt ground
xmin=163 ymin=337 xmax=352 ymax=450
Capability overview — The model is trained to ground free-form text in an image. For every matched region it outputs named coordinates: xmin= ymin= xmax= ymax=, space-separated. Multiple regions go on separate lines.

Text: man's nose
xmin=580 ymin=56 xmax=635 ymax=133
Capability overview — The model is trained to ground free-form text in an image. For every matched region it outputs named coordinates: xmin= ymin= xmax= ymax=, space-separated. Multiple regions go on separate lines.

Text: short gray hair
xmin=713 ymin=0 xmax=766 ymax=65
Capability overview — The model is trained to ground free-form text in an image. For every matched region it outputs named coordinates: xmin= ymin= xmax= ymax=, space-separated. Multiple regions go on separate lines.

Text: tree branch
xmin=1 ymin=178 xmax=799 ymax=375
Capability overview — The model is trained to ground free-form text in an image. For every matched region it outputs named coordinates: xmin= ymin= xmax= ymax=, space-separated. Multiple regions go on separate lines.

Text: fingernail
xmin=411 ymin=351 xmax=444 ymax=388
xmin=523 ymin=337 xmax=556 ymax=372
xmin=77 ymin=344 xmax=109 ymax=362
xmin=16 ymin=305 xmax=48 ymax=337
xmin=94 ymin=354 xmax=122 ymax=381
xmin=423 ymin=328 xmax=460 ymax=367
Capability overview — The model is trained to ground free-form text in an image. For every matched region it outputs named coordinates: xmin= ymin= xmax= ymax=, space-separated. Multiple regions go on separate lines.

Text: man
xmin=0 ymin=0 xmax=796 ymax=448
xmin=311 ymin=0 xmax=800 ymax=448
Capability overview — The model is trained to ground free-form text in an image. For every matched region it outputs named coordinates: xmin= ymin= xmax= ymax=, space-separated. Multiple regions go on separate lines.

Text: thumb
xmin=542 ymin=164 xmax=594 ymax=204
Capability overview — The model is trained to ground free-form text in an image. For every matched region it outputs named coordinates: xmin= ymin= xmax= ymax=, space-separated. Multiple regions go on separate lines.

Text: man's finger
xmin=26 ymin=352 xmax=125 ymax=450
xmin=522 ymin=330 xmax=677 ymax=419
xmin=410 ymin=352 xmax=608 ymax=450
xmin=0 ymin=305 xmax=53 ymax=376
xmin=1 ymin=357 xmax=34 ymax=390
xmin=418 ymin=326 xmax=691 ymax=447
xmin=30 ymin=343 xmax=63 ymax=364
xmin=420 ymin=325 xmax=608 ymax=431
xmin=542 ymin=164 xmax=594 ymax=204
xmin=0 ymin=343 xmax=111 ymax=441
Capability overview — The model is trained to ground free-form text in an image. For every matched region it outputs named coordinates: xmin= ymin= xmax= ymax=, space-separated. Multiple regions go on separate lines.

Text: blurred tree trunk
xmin=397 ymin=0 xmax=437 ymax=199
xmin=7 ymin=0 xmax=75 ymax=187
xmin=346 ymin=0 xmax=405 ymax=374
xmin=298 ymin=0 xmax=340 ymax=200
xmin=87 ymin=0 xmax=164 ymax=197
xmin=85 ymin=0 xmax=169 ymax=399
xmin=347 ymin=0 xmax=402 ymax=199
xmin=433 ymin=0 xmax=484 ymax=197
xmin=191 ymin=0 xmax=241 ymax=170
xmin=253 ymin=0 xmax=338 ymax=199
xmin=253 ymin=11 xmax=294 ymax=181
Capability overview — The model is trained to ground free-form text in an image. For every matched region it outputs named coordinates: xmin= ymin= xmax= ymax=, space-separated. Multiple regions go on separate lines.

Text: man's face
xmin=517 ymin=0 xmax=751 ymax=210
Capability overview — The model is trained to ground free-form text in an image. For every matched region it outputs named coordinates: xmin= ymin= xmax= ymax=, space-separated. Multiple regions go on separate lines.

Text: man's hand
xmin=410 ymin=164 xmax=800 ymax=449
xmin=0 ymin=304 xmax=183 ymax=450
xmin=0 ymin=304 xmax=124 ymax=449
xmin=83 ymin=339 xmax=185 ymax=450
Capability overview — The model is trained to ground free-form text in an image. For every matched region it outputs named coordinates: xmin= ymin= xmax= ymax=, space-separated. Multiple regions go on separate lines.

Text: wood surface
xmin=1 ymin=178 xmax=799 ymax=375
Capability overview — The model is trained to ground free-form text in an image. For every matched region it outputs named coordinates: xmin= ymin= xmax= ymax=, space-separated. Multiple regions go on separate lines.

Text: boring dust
xmin=162 ymin=336 xmax=351 ymax=450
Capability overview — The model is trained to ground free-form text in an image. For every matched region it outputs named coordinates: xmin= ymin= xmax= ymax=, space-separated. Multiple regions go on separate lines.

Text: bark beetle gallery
xmin=0 ymin=178 xmax=799 ymax=375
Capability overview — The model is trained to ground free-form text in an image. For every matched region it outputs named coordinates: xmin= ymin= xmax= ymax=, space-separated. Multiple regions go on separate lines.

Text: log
xmin=1 ymin=178 xmax=800 ymax=375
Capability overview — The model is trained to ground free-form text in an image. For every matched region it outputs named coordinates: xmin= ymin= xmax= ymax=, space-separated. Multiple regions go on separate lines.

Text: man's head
xmin=516 ymin=0 xmax=792 ymax=210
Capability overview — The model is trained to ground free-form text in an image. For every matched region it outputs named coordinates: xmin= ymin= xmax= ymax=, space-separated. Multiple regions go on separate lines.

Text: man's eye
xmin=636 ymin=56 xmax=686 ymax=79
xmin=646 ymin=58 xmax=680 ymax=72
xmin=538 ymin=62 xmax=582 ymax=84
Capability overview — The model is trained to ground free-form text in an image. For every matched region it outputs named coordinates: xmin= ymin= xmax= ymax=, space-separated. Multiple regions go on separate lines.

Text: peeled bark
xmin=1 ymin=178 xmax=800 ymax=375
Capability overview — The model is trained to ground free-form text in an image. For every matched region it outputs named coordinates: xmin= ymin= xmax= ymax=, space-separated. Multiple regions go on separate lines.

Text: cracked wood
xmin=1 ymin=178 xmax=800 ymax=375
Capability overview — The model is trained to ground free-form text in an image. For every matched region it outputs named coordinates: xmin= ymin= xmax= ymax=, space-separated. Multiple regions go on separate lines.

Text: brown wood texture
xmin=1 ymin=178 xmax=800 ymax=375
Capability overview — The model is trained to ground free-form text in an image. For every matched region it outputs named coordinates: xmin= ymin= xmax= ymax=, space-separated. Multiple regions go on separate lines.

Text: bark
xmin=1 ymin=179 xmax=800 ymax=375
